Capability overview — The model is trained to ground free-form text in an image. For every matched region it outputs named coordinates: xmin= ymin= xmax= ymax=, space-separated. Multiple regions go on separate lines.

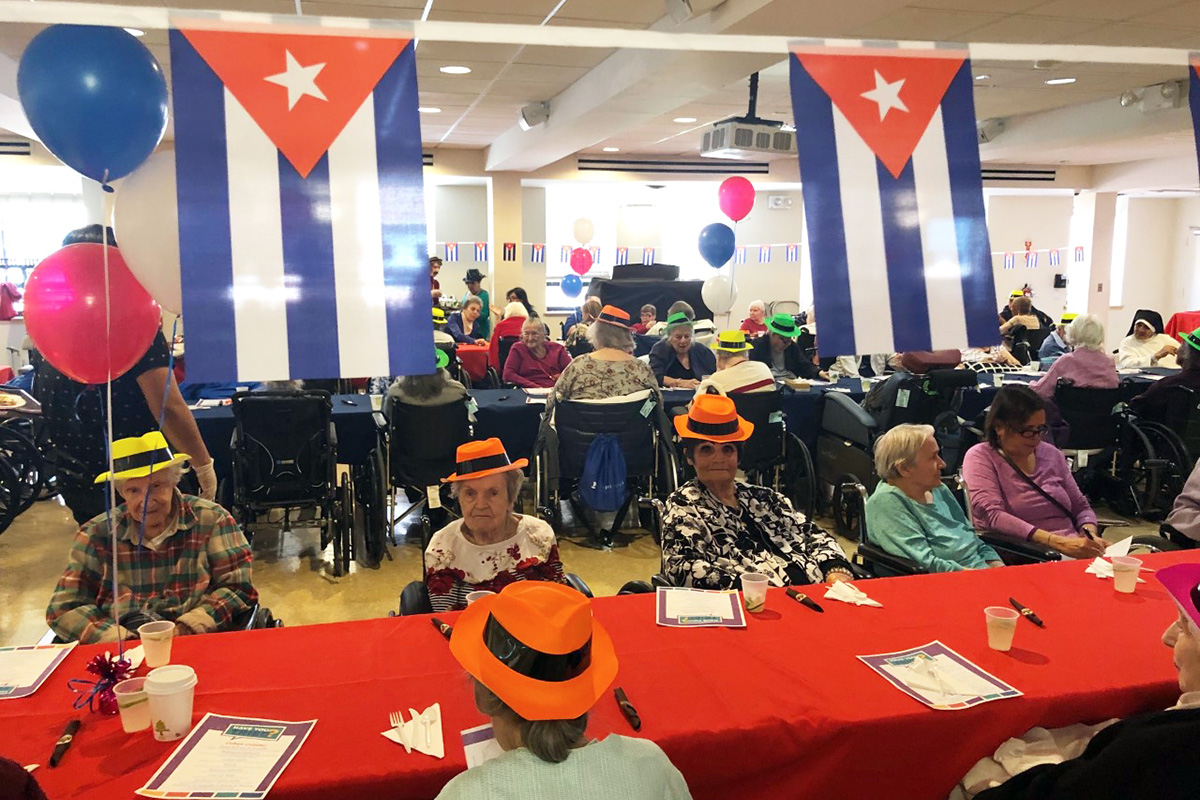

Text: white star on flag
xmin=860 ymin=70 xmax=908 ymax=121
xmin=264 ymin=50 xmax=328 ymax=111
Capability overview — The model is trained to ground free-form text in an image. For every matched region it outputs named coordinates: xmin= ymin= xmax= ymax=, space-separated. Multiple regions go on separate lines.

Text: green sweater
xmin=865 ymin=483 xmax=1000 ymax=573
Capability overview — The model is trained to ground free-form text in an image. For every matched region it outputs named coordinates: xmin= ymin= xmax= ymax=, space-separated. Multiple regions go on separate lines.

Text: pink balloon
xmin=569 ymin=247 xmax=593 ymax=276
xmin=25 ymin=244 xmax=161 ymax=385
xmin=718 ymin=176 xmax=756 ymax=222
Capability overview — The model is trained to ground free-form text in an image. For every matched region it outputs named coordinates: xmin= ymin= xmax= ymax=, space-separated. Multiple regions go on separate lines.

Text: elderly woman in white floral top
xmin=548 ymin=305 xmax=660 ymax=411
xmin=661 ymin=395 xmax=853 ymax=588
xmin=403 ymin=438 xmax=566 ymax=613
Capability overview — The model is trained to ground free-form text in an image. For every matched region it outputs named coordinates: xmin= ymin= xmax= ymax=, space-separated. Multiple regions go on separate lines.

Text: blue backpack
xmin=578 ymin=433 xmax=627 ymax=512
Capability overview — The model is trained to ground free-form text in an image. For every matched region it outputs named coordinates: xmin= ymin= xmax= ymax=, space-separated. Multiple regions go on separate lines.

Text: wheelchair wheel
xmin=781 ymin=433 xmax=817 ymax=523
xmin=1137 ymin=421 xmax=1189 ymax=514
xmin=1128 ymin=534 xmax=1186 ymax=554
xmin=0 ymin=424 xmax=44 ymax=519
xmin=354 ymin=449 xmax=388 ymax=568
xmin=1110 ymin=424 xmax=1161 ymax=519
xmin=533 ymin=451 xmax=561 ymax=529
xmin=832 ymin=477 xmax=863 ymax=540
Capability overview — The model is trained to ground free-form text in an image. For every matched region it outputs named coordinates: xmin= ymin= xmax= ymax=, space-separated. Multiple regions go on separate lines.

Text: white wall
xmin=985 ymin=194 xmax=1074 ymax=322
xmin=520 ymin=186 xmax=547 ymax=316
xmin=1110 ymin=197 xmax=1177 ymax=348
xmin=432 ymin=185 xmax=487 ymax=303
xmin=1170 ymin=197 xmax=1200 ymax=317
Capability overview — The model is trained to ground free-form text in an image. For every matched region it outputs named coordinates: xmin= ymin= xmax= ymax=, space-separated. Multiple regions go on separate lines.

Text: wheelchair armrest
xmin=564 ymin=573 xmax=594 ymax=598
xmin=371 ymin=411 xmax=387 ymax=431
xmin=651 ymin=573 xmax=672 ymax=588
xmin=979 ymin=533 xmax=1062 ymax=564
xmin=1161 ymin=523 xmax=1199 ymax=550
xmin=328 ymin=422 xmax=338 ymax=448
xmin=853 ymin=541 xmax=927 ymax=576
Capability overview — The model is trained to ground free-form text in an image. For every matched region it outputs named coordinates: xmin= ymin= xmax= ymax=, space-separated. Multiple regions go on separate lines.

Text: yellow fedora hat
xmin=94 ymin=431 xmax=190 ymax=484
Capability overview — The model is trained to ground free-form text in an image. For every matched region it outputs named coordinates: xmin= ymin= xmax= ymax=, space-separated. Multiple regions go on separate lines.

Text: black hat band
xmin=683 ymin=418 xmax=740 ymax=437
xmin=484 ymin=614 xmax=592 ymax=682
xmin=456 ymin=453 xmax=512 ymax=476
xmin=598 ymin=311 xmax=628 ymax=327
xmin=111 ymin=447 xmax=176 ymax=475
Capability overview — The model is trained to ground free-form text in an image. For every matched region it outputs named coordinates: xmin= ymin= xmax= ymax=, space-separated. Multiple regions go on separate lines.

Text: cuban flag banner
xmin=615 ymin=246 xmax=629 ymax=265
xmin=759 ymin=245 xmax=771 ymax=263
xmin=169 ymin=19 xmax=431 ymax=382
xmin=734 ymin=246 xmax=746 ymax=264
xmin=444 ymin=242 xmax=459 ymax=262
xmin=785 ymin=243 xmax=799 ymax=263
xmin=1025 ymin=251 xmax=1037 ymax=269
xmin=642 ymin=247 xmax=655 ymax=264
xmin=1003 ymin=252 xmax=1015 ymax=270
xmin=1074 ymin=246 xmax=1085 ymax=262
xmin=474 ymin=242 xmax=488 ymax=262
xmin=789 ymin=40 xmax=998 ymax=356
xmin=1049 ymin=248 xmax=1060 ymax=267
xmin=589 ymin=246 xmax=600 ymax=264
xmin=530 ymin=243 xmax=545 ymax=263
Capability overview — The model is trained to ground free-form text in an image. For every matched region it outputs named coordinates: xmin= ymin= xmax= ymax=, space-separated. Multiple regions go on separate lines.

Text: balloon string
xmin=100 ymin=187 xmax=123 ymax=659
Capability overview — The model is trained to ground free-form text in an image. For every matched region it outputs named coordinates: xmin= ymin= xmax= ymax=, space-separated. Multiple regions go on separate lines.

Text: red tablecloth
xmin=455 ymin=344 xmax=488 ymax=383
xmin=4 ymin=552 xmax=1195 ymax=800
xmin=1165 ymin=311 xmax=1200 ymax=340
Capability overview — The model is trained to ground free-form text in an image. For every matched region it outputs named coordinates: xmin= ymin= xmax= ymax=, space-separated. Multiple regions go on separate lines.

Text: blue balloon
xmin=698 ymin=222 xmax=736 ymax=268
xmin=561 ymin=274 xmax=583 ymax=298
xmin=19 ymin=25 xmax=168 ymax=183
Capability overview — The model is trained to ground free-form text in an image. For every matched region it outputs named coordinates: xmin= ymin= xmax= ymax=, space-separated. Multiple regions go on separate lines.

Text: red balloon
xmin=25 ymin=244 xmax=162 ymax=385
xmin=718 ymin=176 xmax=756 ymax=222
xmin=569 ymin=247 xmax=593 ymax=276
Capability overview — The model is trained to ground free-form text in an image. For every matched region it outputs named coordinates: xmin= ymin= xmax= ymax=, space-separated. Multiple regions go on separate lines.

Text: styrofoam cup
xmin=1112 ymin=556 xmax=1142 ymax=594
xmin=466 ymin=591 xmax=495 ymax=605
xmin=138 ymin=620 xmax=175 ymax=668
xmin=740 ymin=573 xmax=769 ymax=613
xmin=113 ymin=677 xmax=150 ymax=733
xmin=985 ymin=606 xmax=1019 ymax=651
xmin=145 ymin=665 xmax=198 ymax=741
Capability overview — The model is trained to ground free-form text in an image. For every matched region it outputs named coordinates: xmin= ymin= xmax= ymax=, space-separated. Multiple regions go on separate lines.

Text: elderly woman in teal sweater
xmin=865 ymin=424 xmax=1003 ymax=573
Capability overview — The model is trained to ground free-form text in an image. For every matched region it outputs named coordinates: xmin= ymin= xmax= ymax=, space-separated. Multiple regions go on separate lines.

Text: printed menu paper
xmin=656 ymin=587 xmax=746 ymax=628
xmin=859 ymin=641 xmax=1021 ymax=711
xmin=461 ymin=723 xmax=505 ymax=768
xmin=137 ymin=714 xmax=315 ymax=798
xmin=0 ymin=642 xmax=76 ymax=699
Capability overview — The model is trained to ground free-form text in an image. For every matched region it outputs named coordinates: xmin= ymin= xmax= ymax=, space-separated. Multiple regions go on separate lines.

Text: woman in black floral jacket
xmin=662 ymin=395 xmax=853 ymax=589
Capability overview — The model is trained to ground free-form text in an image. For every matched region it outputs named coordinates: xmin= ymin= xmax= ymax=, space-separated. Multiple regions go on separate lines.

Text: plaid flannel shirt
xmin=46 ymin=491 xmax=257 ymax=643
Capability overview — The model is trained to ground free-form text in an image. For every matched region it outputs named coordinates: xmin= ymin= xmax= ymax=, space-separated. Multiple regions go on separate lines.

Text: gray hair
xmin=716 ymin=349 xmax=745 ymax=366
xmin=473 ymin=679 xmax=587 ymax=764
xmin=399 ymin=370 xmax=451 ymax=402
xmin=448 ymin=467 xmax=525 ymax=503
xmin=1066 ymin=313 xmax=1105 ymax=351
xmin=639 ymin=303 xmax=656 ymax=317
xmin=874 ymin=423 xmax=935 ymax=482
xmin=502 ymin=301 xmax=527 ymax=320
xmin=588 ymin=319 xmax=634 ymax=351
xmin=462 ymin=296 xmax=483 ymax=311
xmin=115 ymin=462 xmax=184 ymax=494
xmin=748 ymin=300 xmax=765 ymax=313
xmin=666 ymin=301 xmax=694 ymax=320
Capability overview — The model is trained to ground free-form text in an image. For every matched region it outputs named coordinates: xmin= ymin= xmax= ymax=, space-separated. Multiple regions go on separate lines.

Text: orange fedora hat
xmin=674 ymin=394 xmax=754 ymax=443
xmin=441 ymin=438 xmax=528 ymax=483
xmin=449 ymin=582 xmax=619 ymax=721
xmin=595 ymin=304 xmax=631 ymax=328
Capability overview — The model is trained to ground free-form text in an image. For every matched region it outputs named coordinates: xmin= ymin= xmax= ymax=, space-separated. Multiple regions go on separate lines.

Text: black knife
xmin=48 ymin=719 xmax=79 ymax=767
xmin=786 ymin=588 xmax=824 ymax=613
xmin=1009 ymin=597 xmax=1044 ymax=628
xmin=614 ymin=687 xmax=641 ymax=731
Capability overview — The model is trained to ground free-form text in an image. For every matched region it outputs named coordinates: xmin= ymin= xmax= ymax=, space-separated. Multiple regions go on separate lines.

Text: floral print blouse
xmin=662 ymin=479 xmax=852 ymax=588
xmin=424 ymin=515 xmax=565 ymax=612
xmin=549 ymin=353 xmax=661 ymax=411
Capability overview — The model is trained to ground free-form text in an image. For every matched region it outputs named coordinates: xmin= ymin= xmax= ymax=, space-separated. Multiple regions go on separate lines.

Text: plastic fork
xmin=388 ymin=710 xmax=410 ymax=753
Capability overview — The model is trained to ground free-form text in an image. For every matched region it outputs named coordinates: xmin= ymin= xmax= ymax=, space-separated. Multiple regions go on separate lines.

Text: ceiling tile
xmin=959 ymin=14 xmax=1109 ymax=43
xmin=1129 ymin=1 xmax=1200 ymax=31
xmin=292 ymin=1 xmax=421 ymax=19
xmin=910 ymin=0 xmax=1044 ymax=11
xmin=416 ymin=41 xmax=523 ymax=62
xmin=1024 ymin=0 xmax=1181 ymax=22
xmin=847 ymin=8 xmax=1007 ymax=41
xmin=553 ymin=0 xmax=664 ymax=25
xmin=427 ymin=9 xmax=545 ymax=23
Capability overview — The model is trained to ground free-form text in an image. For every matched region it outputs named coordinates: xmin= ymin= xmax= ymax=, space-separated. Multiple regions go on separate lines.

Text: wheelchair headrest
xmin=924 ymin=369 xmax=978 ymax=391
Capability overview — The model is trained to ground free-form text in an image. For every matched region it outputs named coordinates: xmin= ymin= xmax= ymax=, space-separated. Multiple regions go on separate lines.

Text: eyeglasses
xmin=1016 ymin=425 xmax=1050 ymax=439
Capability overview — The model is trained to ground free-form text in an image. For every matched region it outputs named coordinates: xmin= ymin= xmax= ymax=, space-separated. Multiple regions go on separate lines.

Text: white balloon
xmin=572 ymin=217 xmax=595 ymax=245
xmin=113 ymin=151 xmax=181 ymax=313
xmin=702 ymin=274 xmax=738 ymax=315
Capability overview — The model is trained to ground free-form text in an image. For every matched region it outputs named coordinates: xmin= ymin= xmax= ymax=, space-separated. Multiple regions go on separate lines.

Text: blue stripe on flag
xmin=278 ymin=152 xmax=340 ymax=379
xmin=877 ymin=158 xmax=932 ymax=353
xmin=1190 ymin=61 xmax=1200 ymax=189
xmin=941 ymin=61 xmax=999 ymax=349
xmin=374 ymin=43 xmax=434 ymax=377
xmin=789 ymin=55 xmax=856 ymax=355
xmin=170 ymin=30 xmax=237 ymax=381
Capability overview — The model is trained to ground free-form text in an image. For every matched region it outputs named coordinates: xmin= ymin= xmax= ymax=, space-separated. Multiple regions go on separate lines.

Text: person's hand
xmin=1050 ymin=532 xmax=1105 ymax=558
xmin=679 ymin=378 xmax=700 ymax=389
xmin=474 ymin=339 xmax=487 ymax=346
xmin=175 ymin=622 xmax=192 ymax=637
xmin=818 ymin=371 xmax=830 ymax=381
xmin=194 ymin=459 xmax=217 ymax=500
xmin=1155 ymin=343 xmax=1178 ymax=359
xmin=431 ymin=289 xmax=442 ymax=300
xmin=827 ymin=570 xmax=853 ymax=583
xmin=986 ymin=561 xmax=1004 ymax=569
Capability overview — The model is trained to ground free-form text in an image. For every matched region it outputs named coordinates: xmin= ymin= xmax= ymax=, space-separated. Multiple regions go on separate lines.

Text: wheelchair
xmin=0 ymin=415 xmax=51 ymax=536
xmin=1052 ymin=381 xmax=1177 ymax=520
xmin=728 ymin=391 xmax=817 ymax=522
xmin=531 ymin=391 xmax=680 ymax=547
xmin=496 ymin=335 xmax=519 ymax=383
xmin=226 ymin=390 xmax=354 ymax=576
xmin=438 ymin=341 xmax=499 ymax=389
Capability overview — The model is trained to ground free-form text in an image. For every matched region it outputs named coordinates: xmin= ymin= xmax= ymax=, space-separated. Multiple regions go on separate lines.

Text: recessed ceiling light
xmin=418 ymin=107 xmax=442 ymax=114
xmin=602 ymin=146 xmax=620 ymax=152
xmin=1044 ymin=77 xmax=1076 ymax=86
xmin=124 ymin=27 xmax=146 ymax=37
xmin=974 ymin=74 xmax=989 ymax=81
xmin=440 ymin=65 xmax=472 ymax=75
xmin=673 ymin=117 xmax=697 ymax=123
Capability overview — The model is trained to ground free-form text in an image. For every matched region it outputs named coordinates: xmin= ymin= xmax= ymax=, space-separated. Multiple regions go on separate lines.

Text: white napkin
xmin=1085 ymin=558 xmax=1145 ymax=583
xmin=112 ymin=646 xmax=144 ymax=670
xmin=381 ymin=703 xmax=444 ymax=759
xmin=824 ymin=581 xmax=882 ymax=607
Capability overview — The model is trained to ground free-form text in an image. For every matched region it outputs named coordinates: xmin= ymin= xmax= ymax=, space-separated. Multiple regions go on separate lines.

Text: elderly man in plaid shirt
xmin=46 ymin=432 xmax=256 ymax=643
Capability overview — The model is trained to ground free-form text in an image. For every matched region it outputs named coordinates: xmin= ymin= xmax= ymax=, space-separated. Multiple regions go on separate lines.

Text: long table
xmin=5 ymin=551 xmax=1193 ymax=800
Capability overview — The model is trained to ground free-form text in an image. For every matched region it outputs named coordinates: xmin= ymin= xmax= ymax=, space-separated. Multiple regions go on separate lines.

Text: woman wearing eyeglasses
xmin=962 ymin=385 xmax=1106 ymax=559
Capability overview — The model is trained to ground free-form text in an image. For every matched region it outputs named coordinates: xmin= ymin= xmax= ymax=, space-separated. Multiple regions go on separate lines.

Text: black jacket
xmin=749 ymin=335 xmax=821 ymax=380
xmin=648 ymin=339 xmax=716 ymax=385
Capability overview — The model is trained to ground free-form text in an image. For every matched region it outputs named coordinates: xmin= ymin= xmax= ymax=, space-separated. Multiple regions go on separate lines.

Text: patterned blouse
xmin=662 ymin=479 xmax=852 ymax=588
xmin=550 ymin=353 xmax=661 ymax=410
xmin=424 ymin=515 xmax=566 ymax=612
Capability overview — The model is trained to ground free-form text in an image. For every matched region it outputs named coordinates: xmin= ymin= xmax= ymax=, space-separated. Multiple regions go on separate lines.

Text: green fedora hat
xmin=765 ymin=313 xmax=801 ymax=338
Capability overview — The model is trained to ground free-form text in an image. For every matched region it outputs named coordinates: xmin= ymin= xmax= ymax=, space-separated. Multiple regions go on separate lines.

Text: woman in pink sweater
xmin=1029 ymin=313 xmax=1118 ymax=401
xmin=962 ymin=385 xmax=1106 ymax=559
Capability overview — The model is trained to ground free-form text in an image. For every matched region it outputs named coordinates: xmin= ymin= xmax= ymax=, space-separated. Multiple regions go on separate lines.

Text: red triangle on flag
xmin=182 ymin=29 xmax=408 ymax=178
xmin=794 ymin=50 xmax=965 ymax=179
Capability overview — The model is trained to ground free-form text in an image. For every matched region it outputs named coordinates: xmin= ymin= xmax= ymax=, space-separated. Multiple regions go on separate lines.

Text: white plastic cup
xmin=138 ymin=620 xmax=175 ymax=668
xmin=466 ymin=590 xmax=495 ymax=605
xmin=113 ymin=677 xmax=151 ymax=733
xmin=740 ymin=573 xmax=769 ymax=613
xmin=985 ymin=606 xmax=1019 ymax=651
xmin=1112 ymin=556 xmax=1143 ymax=594
xmin=144 ymin=665 xmax=198 ymax=741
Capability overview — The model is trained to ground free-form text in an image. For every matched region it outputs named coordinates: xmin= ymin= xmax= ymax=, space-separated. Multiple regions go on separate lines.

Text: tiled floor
xmin=0 ymin=489 xmax=1158 ymax=648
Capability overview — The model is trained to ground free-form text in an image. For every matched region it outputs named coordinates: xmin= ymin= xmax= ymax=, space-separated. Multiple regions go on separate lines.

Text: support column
xmin=486 ymin=173 xmax=523 ymax=307
xmin=1068 ymin=191 xmax=1118 ymax=345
